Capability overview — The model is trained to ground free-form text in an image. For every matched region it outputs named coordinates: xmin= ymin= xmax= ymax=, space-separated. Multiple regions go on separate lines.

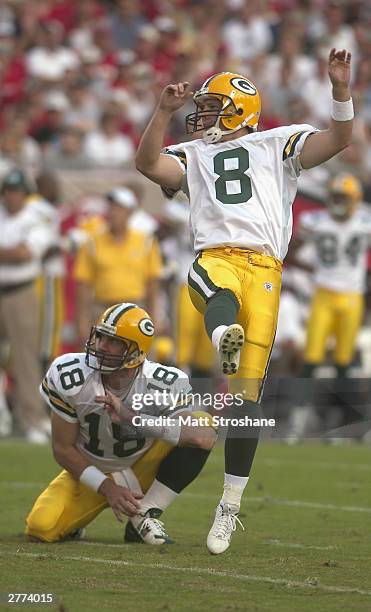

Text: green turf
xmin=1 ymin=441 xmax=371 ymax=612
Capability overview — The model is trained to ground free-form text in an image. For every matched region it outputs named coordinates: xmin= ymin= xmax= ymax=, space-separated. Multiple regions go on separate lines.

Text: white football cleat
xmin=127 ymin=508 xmax=173 ymax=545
xmin=219 ymin=324 xmax=244 ymax=375
xmin=207 ymin=503 xmax=244 ymax=554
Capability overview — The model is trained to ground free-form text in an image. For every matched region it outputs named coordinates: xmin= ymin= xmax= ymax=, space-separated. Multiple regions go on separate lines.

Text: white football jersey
xmin=0 ymin=201 xmax=56 ymax=284
xmin=40 ymin=353 xmax=192 ymax=473
xmin=163 ymin=198 xmax=195 ymax=286
xmin=28 ymin=196 xmax=64 ymax=277
xmin=163 ymin=124 xmax=316 ymax=261
xmin=298 ymin=208 xmax=371 ymax=293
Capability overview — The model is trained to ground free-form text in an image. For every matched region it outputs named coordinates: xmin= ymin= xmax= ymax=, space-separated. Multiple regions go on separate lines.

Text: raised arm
xmin=135 ymin=82 xmax=193 ymax=190
xmin=300 ymin=49 xmax=353 ymax=170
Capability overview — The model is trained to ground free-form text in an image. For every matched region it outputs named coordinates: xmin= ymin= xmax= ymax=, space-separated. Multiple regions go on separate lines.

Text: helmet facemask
xmin=85 ymin=327 xmax=141 ymax=373
xmin=328 ymin=192 xmax=355 ymax=221
xmin=327 ymin=175 xmax=362 ymax=221
xmin=186 ymin=93 xmax=238 ymax=143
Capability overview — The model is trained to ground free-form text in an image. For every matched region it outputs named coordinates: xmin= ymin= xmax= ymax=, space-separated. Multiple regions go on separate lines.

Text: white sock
xmin=221 ymin=473 xmax=249 ymax=509
xmin=140 ymin=479 xmax=178 ymax=514
xmin=212 ymin=325 xmax=228 ymax=351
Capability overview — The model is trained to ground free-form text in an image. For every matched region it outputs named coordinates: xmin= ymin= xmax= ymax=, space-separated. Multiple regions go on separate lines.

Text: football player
xmin=135 ymin=48 xmax=354 ymax=553
xmin=288 ymin=174 xmax=370 ymax=378
xmin=25 ymin=303 xmax=216 ymax=544
xmin=286 ymin=174 xmax=370 ymax=439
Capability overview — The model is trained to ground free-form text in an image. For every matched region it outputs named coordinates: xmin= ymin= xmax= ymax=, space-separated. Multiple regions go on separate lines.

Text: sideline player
xmin=26 ymin=303 xmax=216 ymax=544
xmin=286 ymin=174 xmax=370 ymax=438
xmin=135 ymin=49 xmax=354 ymax=553
xmin=288 ymin=174 xmax=369 ymax=378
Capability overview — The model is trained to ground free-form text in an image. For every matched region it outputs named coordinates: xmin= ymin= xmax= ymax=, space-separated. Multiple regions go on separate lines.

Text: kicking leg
xmin=207 ymin=260 xmax=281 ymax=554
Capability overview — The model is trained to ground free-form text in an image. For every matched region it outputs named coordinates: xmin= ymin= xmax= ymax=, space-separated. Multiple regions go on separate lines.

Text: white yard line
xmin=3 ymin=481 xmax=370 ymax=514
xmin=66 ymin=541 xmax=124 ymax=549
xmin=261 ymin=458 xmax=371 ymax=472
xmin=66 ymin=539 xmax=337 ymax=553
xmin=267 ymin=539 xmax=336 ymax=551
xmin=183 ymin=493 xmax=371 ymax=514
xmin=2 ymin=550 xmax=371 ymax=597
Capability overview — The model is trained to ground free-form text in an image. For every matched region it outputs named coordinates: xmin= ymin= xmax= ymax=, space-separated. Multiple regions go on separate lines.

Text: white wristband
xmin=331 ymin=98 xmax=354 ymax=121
xmin=80 ymin=465 xmax=107 ymax=492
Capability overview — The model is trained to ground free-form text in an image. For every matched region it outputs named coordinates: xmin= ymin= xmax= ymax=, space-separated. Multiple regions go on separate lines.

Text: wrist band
xmin=331 ymin=98 xmax=354 ymax=121
xmin=80 ymin=465 xmax=107 ymax=492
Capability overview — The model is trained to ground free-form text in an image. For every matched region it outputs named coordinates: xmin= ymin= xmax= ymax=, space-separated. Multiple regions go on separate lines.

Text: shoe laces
xmin=213 ymin=505 xmax=245 ymax=539
xmin=139 ymin=516 xmax=167 ymax=538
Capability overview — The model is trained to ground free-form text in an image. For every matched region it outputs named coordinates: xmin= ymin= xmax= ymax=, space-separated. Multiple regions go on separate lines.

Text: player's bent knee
xmin=26 ymin=502 xmax=65 ymax=543
xmin=189 ymin=411 xmax=217 ymax=449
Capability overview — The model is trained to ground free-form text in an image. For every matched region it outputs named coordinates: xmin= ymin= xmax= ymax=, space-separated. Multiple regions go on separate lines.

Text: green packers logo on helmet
xmin=139 ymin=318 xmax=155 ymax=337
xmin=230 ymin=77 xmax=257 ymax=96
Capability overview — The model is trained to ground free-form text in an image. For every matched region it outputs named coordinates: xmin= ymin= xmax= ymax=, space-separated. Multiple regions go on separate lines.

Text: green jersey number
xmin=84 ymin=413 xmax=145 ymax=458
xmin=213 ymin=147 xmax=252 ymax=205
xmin=317 ymin=234 xmax=362 ymax=267
xmin=56 ymin=358 xmax=84 ymax=391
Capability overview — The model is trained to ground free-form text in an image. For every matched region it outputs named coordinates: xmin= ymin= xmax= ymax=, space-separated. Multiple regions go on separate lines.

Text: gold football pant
xmin=188 ymin=248 xmax=282 ymax=402
xmin=176 ymin=284 xmax=214 ymax=371
xmin=25 ymin=440 xmax=173 ymax=542
xmin=304 ymin=287 xmax=364 ymax=366
xmin=25 ymin=411 xmax=211 ymax=542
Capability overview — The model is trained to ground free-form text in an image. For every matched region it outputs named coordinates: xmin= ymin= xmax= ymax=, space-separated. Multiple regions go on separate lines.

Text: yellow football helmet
xmin=328 ymin=173 xmax=363 ymax=220
xmin=186 ymin=72 xmax=261 ymax=144
xmin=86 ymin=303 xmax=154 ymax=372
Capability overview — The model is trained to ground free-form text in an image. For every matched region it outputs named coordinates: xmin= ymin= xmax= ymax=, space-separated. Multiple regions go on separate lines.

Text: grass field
xmin=1 ymin=440 xmax=371 ymax=612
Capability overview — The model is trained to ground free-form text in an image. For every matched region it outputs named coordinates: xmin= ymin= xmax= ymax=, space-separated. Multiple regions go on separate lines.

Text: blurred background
xmin=0 ymin=0 xmax=371 ymax=444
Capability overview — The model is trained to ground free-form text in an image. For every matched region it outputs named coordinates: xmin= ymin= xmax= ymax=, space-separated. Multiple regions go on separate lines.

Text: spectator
xmin=27 ymin=21 xmax=79 ymax=83
xmin=309 ymin=0 xmax=358 ymax=64
xmin=124 ymin=63 xmax=156 ymax=132
xmin=32 ymin=90 xmax=69 ymax=152
xmin=68 ymin=0 xmax=106 ymax=52
xmin=109 ymin=0 xmax=147 ymax=50
xmin=47 ymin=126 xmax=90 ymax=170
xmin=0 ymin=121 xmax=41 ymax=175
xmin=83 ymin=109 xmax=134 ymax=167
xmin=111 ymin=48 xmax=136 ymax=91
xmin=300 ymin=46 xmax=333 ymax=127
xmin=265 ymin=30 xmax=315 ymax=93
xmin=65 ymin=77 xmax=100 ymax=132
xmin=222 ymin=0 xmax=273 ymax=65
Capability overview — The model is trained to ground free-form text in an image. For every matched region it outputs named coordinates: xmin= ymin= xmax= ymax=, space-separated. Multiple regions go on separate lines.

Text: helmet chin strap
xmin=203 ymin=110 xmax=255 ymax=144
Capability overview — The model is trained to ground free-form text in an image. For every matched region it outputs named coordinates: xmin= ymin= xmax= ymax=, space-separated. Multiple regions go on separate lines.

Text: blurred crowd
xmin=0 ymin=0 xmax=369 ymax=192
xmin=1 ymin=0 xmax=371 ymax=442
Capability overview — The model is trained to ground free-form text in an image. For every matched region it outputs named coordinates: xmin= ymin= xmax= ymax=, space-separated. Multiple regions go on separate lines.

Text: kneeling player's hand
xmin=99 ymin=479 xmax=143 ymax=521
xmin=95 ymin=391 xmax=133 ymax=425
